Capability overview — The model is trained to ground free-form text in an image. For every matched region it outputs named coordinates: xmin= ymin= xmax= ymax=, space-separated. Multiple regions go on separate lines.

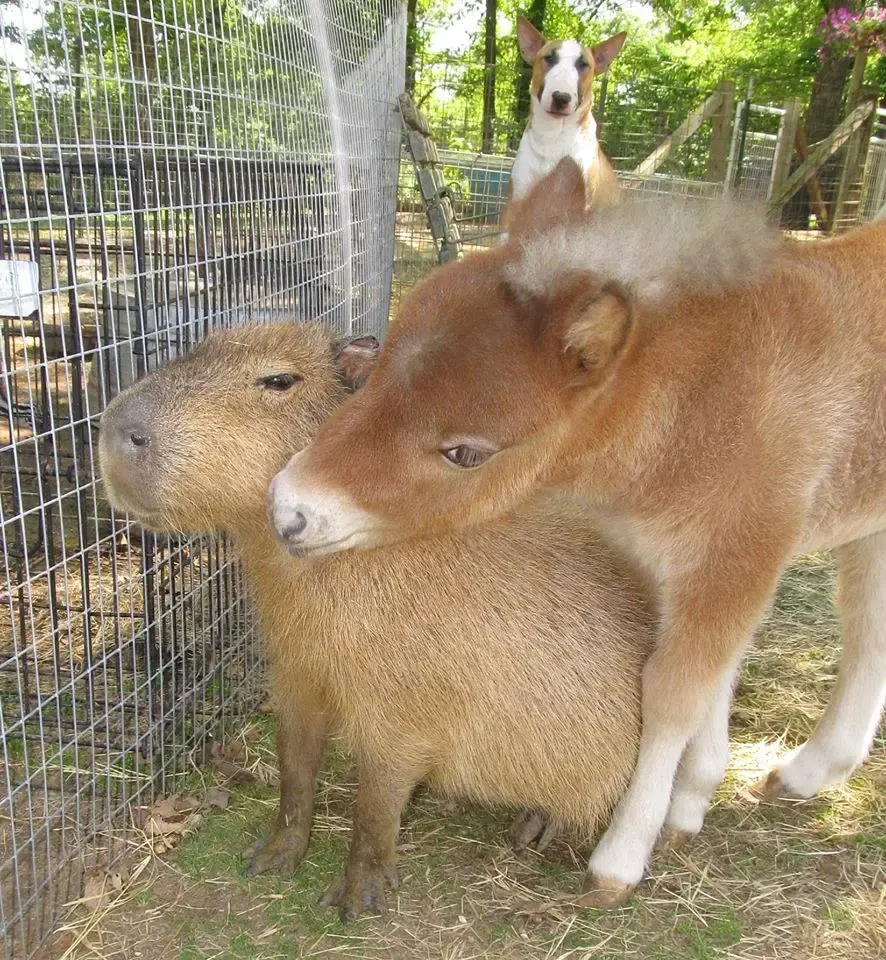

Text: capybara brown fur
xmin=268 ymin=159 xmax=886 ymax=906
xmin=98 ymin=323 xmax=653 ymax=920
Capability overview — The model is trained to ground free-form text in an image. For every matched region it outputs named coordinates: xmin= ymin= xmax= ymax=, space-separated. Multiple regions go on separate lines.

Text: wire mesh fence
xmin=0 ymin=0 xmax=404 ymax=956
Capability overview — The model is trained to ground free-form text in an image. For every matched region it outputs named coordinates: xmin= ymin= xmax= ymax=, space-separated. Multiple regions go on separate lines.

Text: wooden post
xmin=832 ymin=82 xmax=877 ymax=231
xmin=707 ymin=79 xmax=735 ymax=183
xmin=767 ymin=97 xmax=802 ymax=201
xmin=794 ymin=127 xmax=831 ymax=230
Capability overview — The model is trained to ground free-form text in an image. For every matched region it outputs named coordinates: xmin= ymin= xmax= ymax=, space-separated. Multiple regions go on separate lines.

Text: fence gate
xmin=0 ymin=1 xmax=405 ymax=956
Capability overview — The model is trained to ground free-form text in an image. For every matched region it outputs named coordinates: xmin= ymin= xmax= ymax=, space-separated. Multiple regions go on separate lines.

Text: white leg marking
xmin=665 ymin=667 xmax=737 ymax=836
xmin=588 ymin=717 xmax=689 ymax=887
xmin=775 ymin=531 xmax=886 ymax=797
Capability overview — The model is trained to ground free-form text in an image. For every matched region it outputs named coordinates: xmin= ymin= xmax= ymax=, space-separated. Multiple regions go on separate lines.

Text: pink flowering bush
xmin=817 ymin=5 xmax=886 ymax=60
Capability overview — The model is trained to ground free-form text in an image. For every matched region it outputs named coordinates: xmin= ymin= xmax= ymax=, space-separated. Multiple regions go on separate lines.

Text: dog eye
xmin=576 ymin=57 xmax=589 ymax=72
xmin=257 ymin=373 xmax=302 ymax=391
xmin=543 ymin=53 xmax=557 ymax=65
xmin=441 ymin=445 xmax=495 ymax=469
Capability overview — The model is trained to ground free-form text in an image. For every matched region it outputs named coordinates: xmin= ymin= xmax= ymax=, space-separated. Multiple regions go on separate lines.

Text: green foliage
xmin=411 ymin=0 xmax=884 ymax=160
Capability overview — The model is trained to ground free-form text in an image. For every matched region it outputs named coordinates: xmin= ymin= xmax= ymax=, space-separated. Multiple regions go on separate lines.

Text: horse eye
xmin=441 ymin=445 xmax=494 ymax=469
xmin=258 ymin=373 xmax=302 ymax=391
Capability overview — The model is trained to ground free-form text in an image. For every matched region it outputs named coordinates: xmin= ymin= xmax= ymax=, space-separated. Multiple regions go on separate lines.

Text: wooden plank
xmin=707 ymin=80 xmax=735 ymax=183
xmin=832 ymin=83 xmax=877 ymax=231
xmin=767 ymin=98 xmax=876 ymax=213
xmin=767 ymin=97 xmax=801 ymax=201
xmin=633 ymin=89 xmax=726 ymax=177
xmin=793 ymin=127 xmax=830 ymax=231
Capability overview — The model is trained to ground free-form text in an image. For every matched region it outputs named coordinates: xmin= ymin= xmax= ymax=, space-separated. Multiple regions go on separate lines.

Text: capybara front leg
xmin=321 ymin=758 xmax=426 ymax=922
xmin=244 ymin=685 xmax=328 ymax=876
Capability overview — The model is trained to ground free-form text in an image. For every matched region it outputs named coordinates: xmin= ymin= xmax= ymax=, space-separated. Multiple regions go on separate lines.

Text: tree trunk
xmin=782 ymin=0 xmax=856 ymax=228
xmin=509 ymin=0 xmax=545 ymax=151
xmin=481 ymin=0 xmax=497 ymax=152
xmin=405 ymin=0 xmax=419 ymax=95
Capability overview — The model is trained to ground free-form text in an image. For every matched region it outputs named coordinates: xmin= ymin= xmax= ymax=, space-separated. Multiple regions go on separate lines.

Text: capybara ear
xmin=562 ymin=285 xmax=633 ymax=387
xmin=517 ymin=15 xmax=546 ymax=64
xmin=506 ymin=157 xmax=588 ymax=244
xmin=589 ymin=32 xmax=626 ymax=75
xmin=332 ymin=335 xmax=380 ymax=392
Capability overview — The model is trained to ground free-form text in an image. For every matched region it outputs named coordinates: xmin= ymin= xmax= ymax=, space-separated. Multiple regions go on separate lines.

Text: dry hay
xmin=29 ymin=551 xmax=884 ymax=960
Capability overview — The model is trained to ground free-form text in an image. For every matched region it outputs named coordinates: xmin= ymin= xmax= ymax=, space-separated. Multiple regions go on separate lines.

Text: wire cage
xmin=0 ymin=0 xmax=405 ymax=956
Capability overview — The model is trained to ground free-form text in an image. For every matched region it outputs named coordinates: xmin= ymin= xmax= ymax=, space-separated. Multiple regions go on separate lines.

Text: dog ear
xmin=505 ymin=157 xmax=588 ymax=244
xmin=517 ymin=16 xmax=546 ymax=63
xmin=589 ymin=32 xmax=626 ymax=75
xmin=331 ymin=335 xmax=380 ymax=392
xmin=561 ymin=285 xmax=633 ymax=387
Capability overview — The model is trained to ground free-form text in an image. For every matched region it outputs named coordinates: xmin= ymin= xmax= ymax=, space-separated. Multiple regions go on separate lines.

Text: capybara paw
xmin=575 ymin=872 xmax=635 ymax=909
xmin=655 ymin=826 xmax=696 ymax=852
xmin=320 ymin=862 xmax=398 ymax=922
xmin=510 ymin=809 xmax=559 ymax=853
xmin=243 ymin=828 xmax=309 ymax=877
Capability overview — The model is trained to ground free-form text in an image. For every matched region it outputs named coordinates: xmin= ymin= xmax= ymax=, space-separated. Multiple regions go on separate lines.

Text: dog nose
xmin=551 ymin=91 xmax=572 ymax=109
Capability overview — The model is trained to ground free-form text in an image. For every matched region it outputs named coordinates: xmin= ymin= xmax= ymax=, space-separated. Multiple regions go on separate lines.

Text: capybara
xmin=269 ymin=159 xmax=886 ymax=905
xmin=99 ymin=322 xmax=653 ymax=919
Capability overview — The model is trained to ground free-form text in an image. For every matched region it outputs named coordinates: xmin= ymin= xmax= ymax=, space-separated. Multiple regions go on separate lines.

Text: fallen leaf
xmin=81 ymin=865 xmax=130 ymax=912
xmin=211 ymin=742 xmax=246 ymax=764
xmin=209 ymin=742 xmax=256 ymax=784
xmin=205 ymin=786 xmax=231 ymax=809
xmin=176 ymin=794 xmax=202 ymax=814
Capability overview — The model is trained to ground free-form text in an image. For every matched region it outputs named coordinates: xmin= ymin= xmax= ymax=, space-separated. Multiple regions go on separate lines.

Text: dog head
xmin=517 ymin=16 xmax=625 ymax=120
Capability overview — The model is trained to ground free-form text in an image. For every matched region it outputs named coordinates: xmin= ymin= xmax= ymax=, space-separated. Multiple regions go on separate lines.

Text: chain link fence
xmin=0 ymin=0 xmax=404 ymax=955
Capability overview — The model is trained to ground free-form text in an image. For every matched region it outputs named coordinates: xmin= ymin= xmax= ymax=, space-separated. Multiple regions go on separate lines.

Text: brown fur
xmin=98 ymin=322 xmax=653 ymax=918
xmin=285 ymin=160 xmax=886 ymax=895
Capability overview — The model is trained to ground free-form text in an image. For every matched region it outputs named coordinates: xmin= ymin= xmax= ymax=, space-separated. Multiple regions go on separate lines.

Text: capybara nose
xmin=551 ymin=91 xmax=572 ymax=109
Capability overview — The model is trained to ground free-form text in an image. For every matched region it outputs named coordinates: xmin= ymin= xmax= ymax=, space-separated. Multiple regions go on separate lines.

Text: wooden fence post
xmin=767 ymin=97 xmax=801 ymax=201
xmin=707 ymin=79 xmax=735 ymax=183
xmin=832 ymin=83 xmax=878 ymax=231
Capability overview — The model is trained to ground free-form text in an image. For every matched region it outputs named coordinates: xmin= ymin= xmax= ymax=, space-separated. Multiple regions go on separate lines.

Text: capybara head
xmin=268 ymin=159 xmax=777 ymax=557
xmin=99 ymin=323 xmax=378 ymax=534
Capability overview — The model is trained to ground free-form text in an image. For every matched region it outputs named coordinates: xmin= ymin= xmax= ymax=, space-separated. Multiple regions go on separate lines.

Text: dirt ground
xmin=40 ymin=553 xmax=885 ymax=960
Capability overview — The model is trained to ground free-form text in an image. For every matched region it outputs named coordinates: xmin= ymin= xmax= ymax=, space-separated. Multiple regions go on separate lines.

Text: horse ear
xmin=562 ymin=286 xmax=633 ymax=387
xmin=517 ymin=16 xmax=546 ymax=64
xmin=505 ymin=157 xmax=588 ymax=244
xmin=331 ymin=335 xmax=380 ymax=392
xmin=589 ymin=32 xmax=626 ymax=75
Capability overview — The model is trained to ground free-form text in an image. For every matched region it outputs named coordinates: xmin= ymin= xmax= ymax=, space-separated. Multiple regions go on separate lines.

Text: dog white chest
xmin=511 ymin=114 xmax=599 ymax=203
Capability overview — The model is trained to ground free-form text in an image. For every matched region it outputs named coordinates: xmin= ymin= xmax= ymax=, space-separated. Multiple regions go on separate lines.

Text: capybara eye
xmin=258 ymin=373 xmax=302 ymax=392
xmin=441 ymin=445 xmax=494 ymax=470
